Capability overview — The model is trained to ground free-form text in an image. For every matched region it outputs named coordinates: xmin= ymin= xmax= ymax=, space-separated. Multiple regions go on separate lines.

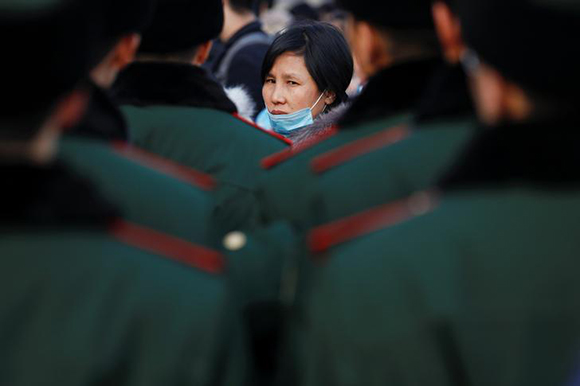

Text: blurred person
xmin=206 ymin=0 xmax=273 ymax=117
xmin=58 ymin=0 xmax=225 ymax=249
xmin=112 ymin=0 xmax=291 ymax=232
xmin=0 ymin=1 xmax=247 ymax=385
xmin=289 ymin=2 xmax=319 ymax=22
xmin=255 ymin=21 xmax=353 ymax=141
xmin=299 ymin=0 xmax=580 ymax=384
xmin=260 ymin=6 xmax=293 ymax=35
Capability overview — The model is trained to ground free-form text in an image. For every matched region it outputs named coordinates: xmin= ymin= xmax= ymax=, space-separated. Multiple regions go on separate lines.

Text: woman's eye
xmin=265 ymin=78 xmax=275 ymax=84
xmin=288 ymin=81 xmax=299 ymax=86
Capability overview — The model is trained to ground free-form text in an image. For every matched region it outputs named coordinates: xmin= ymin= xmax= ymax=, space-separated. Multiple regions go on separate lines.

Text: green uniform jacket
xmin=0 ymin=163 xmax=247 ymax=386
xmin=256 ymin=59 xmax=440 ymax=228
xmin=298 ymin=120 xmax=580 ymax=386
xmin=59 ymin=137 xmax=223 ymax=248
xmin=113 ymin=62 xmax=290 ymax=232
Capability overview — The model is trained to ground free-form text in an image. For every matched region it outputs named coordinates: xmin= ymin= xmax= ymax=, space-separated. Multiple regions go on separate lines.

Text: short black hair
xmin=229 ymin=0 xmax=256 ymax=14
xmin=261 ymin=21 xmax=354 ymax=110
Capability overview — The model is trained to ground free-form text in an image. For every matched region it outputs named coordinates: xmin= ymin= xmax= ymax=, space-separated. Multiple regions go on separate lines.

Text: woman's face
xmin=262 ymin=51 xmax=329 ymax=118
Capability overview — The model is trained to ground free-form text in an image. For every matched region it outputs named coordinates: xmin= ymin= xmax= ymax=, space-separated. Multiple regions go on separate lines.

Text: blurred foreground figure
xmin=113 ymin=0 xmax=291 ymax=233
xmin=0 ymin=1 xmax=247 ymax=385
xmin=299 ymin=0 xmax=580 ymax=385
xmin=58 ymin=0 xmax=225 ymax=249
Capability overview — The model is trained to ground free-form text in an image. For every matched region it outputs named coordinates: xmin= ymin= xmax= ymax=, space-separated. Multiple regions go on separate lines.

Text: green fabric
xmin=59 ymin=137 xmax=223 ymax=247
xmin=223 ymin=221 xmax=302 ymax=386
xmin=0 ymin=231 xmax=247 ymax=386
xmin=257 ymin=114 xmax=411 ymax=228
xmin=312 ymin=118 xmax=476 ymax=224
xmin=299 ymin=190 xmax=580 ymax=386
xmin=225 ymin=221 xmax=301 ymax=308
xmin=122 ymin=106 xmax=288 ymax=232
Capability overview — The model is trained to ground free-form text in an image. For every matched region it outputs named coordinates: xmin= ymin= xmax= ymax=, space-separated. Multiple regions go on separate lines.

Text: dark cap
xmin=336 ymin=0 xmax=434 ymax=30
xmin=458 ymin=0 xmax=580 ymax=99
xmin=88 ymin=0 xmax=156 ymax=67
xmin=139 ymin=0 xmax=223 ymax=55
xmin=1 ymin=0 xmax=99 ymax=125
xmin=97 ymin=0 xmax=156 ymax=46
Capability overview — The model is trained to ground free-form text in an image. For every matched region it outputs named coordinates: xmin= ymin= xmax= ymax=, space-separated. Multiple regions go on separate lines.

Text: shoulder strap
xmin=233 ymin=112 xmax=293 ymax=145
xmin=110 ymin=219 xmax=225 ymax=274
xmin=260 ymin=126 xmax=339 ymax=170
xmin=216 ymin=32 xmax=273 ymax=83
xmin=310 ymin=124 xmax=410 ymax=174
xmin=111 ymin=141 xmax=216 ymax=191
xmin=308 ymin=191 xmax=439 ymax=256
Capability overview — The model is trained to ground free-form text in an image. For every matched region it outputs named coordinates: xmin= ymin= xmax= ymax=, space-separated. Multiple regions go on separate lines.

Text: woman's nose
xmin=270 ymin=85 xmax=286 ymax=105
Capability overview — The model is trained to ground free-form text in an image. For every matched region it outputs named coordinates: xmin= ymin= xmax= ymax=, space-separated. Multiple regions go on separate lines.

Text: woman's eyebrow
xmin=281 ymin=72 xmax=304 ymax=80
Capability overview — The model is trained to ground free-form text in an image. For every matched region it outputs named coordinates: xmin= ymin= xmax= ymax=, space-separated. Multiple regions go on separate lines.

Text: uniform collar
xmin=112 ymin=61 xmax=237 ymax=114
xmin=439 ymin=117 xmax=580 ymax=191
xmin=339 ymin=58 xmax=441 ymax=129
xmin=0 ymin=161 xmax=118 ymax=228
xmin=68 ymin=81 xmax=128 ymax=141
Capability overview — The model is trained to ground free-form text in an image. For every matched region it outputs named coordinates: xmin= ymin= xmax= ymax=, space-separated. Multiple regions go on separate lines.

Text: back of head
xmin=0 ymin=0 xmax=99 ymax=138
xmin=261 ymin=21 xmax=354 ymax=109
xmin=91 ymin=0 xmax=157 ymax=63
xmin=337 ymin=0 xmax=434 ymax=31
xmin=457 ymin=0 xmax=580 ymax=102
xmin=229 ymin=0 xmax=256 ymax=14
xmin=337 ymin=0 xmax=438 ymax=60
xmin=139 ymin=0 xmax=223 ymax=55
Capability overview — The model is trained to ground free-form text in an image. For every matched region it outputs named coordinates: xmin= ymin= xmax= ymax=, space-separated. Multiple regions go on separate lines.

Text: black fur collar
xmin=68 ymin=81 xmax=128 ymax=141
xmin=112 ymin=61 xmax=237 ymax=113
xmin=339 ymin=58 xmax=441 ymax=128
xmin=413 ymin=63 xmax=475 ymax=124
xmin=439 ymin=118 xmax=580 ymax=191
xmin=0 ymin=161 xmax=118 ymax=228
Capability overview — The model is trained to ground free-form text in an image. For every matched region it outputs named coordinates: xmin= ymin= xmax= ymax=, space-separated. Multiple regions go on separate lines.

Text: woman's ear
xmin=324 ymin=90 xmax=337 ymax=106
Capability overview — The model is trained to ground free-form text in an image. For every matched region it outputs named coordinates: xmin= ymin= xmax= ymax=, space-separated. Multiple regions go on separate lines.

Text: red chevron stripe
xmin=110 ymin=219 xmax=225 ymax=274
xmin=310 ymin=124 xmax=410 ymax=174
xmin=232 ymin=113 xmax=293 ymax=146
xmin=308 ymin=191 xmax=439 ymax=256
xmin=260 ymin=125 xmax=339 ymax=170
xmin=111 ymin=142 xmax=216 ymax=191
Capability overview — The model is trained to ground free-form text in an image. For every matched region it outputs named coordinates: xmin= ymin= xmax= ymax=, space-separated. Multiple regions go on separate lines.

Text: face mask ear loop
xmin=312 ymin=90 xmax=327 ymax=113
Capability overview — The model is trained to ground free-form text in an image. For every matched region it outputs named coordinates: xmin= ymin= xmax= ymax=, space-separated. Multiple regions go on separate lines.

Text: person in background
xmin=255 ymin=21 xmax=353 ymax=141
xmin=289 ymin=2 xmax=319 ymax=22
xmin=205 ymin=0 xmax=272 ymax=118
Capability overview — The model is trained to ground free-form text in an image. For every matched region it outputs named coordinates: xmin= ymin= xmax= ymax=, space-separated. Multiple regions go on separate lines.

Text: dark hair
xmin=261 ymin=21 xmax=354 ymax=110
xmin=229 ymin=0 xmax=256 ymax=14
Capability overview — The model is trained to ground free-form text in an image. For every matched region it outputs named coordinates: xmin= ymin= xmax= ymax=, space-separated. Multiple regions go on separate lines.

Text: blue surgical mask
xmin=267 ymin=92 xmax=326 ymax=136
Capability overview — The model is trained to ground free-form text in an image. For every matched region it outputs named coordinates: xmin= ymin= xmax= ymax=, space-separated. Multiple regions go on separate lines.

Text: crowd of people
xmin=1 ymin=0 xmax=580 ymax=385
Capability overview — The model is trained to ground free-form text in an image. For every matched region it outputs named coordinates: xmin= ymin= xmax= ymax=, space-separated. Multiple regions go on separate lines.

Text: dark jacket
xmin=205 ymin=21 xmax=271 ymax=117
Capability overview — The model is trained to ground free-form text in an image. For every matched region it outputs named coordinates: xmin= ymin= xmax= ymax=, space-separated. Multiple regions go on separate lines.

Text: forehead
xmin=269 ymin=51 xmax=311 ymax=78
